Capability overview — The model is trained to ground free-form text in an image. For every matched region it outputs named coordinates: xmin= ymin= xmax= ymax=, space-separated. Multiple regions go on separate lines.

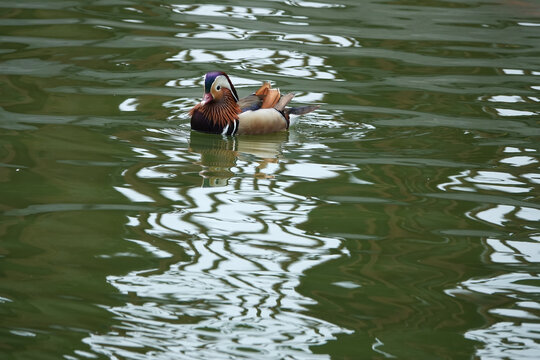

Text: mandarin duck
xmin=190 ymin=71 xmax=319 ymax=135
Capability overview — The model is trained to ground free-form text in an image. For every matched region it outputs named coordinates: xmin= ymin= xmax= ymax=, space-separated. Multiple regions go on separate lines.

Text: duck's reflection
xmin=76 ymin=126 xmax=349 ymax=359
xmin=188 ymin=130 xmax=288 ymax=186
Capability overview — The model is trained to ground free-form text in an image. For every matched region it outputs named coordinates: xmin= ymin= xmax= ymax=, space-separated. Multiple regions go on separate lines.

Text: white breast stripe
xmin=232 ymin=119 xmax=237 ymax=135
xmin=221 ymin=123 xmax=229 ymax=135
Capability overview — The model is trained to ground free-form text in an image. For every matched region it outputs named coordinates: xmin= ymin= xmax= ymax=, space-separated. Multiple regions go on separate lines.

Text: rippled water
xmin=1 ymin=0 xmax=539 ymax=359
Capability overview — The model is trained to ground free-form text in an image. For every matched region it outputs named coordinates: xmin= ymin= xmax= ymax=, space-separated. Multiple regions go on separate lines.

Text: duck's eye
xmin=216 ymin=85 xmax=221 ymax=91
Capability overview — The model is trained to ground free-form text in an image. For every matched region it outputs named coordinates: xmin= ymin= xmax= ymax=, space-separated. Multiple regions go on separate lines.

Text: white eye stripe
xmin=214 ymin=76 xmax=231 ymax=92
xmin=212 ymin=75 xmax=238 ymax=101
xmin=215 ymin=76 xmax=226 ymax=84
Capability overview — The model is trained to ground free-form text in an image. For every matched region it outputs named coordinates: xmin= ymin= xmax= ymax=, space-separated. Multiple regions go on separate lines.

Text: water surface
xmin=1 ymin=0 xmax=540 ymax=359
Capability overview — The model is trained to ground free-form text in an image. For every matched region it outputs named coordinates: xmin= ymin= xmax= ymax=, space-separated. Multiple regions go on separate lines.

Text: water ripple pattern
xmin=0 ymin=0 xmax=539 ymax=359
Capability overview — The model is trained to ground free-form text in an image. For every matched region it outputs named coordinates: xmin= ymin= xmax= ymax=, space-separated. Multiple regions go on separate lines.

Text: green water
xmin=1 ymin=0 xmax=539 ymax=359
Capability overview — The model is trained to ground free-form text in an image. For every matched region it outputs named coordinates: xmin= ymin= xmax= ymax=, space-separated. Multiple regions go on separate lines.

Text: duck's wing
xmin=237 ymin=94 xmax=262 ymax=112
xmin=235 ymin=83 xmax=320 ymax=135
xmin=238 ymin=82 xmax=281 ymax=112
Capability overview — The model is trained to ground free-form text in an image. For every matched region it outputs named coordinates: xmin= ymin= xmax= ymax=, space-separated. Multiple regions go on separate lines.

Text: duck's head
xmin=201 ymin=71 xmax=239 ymax=105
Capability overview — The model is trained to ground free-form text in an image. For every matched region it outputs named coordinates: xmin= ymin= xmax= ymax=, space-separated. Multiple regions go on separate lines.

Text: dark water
xmin=1 ymin=0 xmax=539 ymax=359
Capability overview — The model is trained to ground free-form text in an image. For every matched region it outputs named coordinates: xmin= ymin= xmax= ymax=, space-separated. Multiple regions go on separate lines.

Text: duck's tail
xmin=273 ymin=93 xmax=320 ymax=116
xmin=287 ymin=104 xmax=320 ymax=115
